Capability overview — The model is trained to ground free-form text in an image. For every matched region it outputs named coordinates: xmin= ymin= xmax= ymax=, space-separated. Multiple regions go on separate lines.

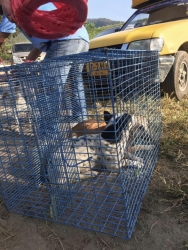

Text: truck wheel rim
xmin=179 ymin=61 xmax=188 ymax=92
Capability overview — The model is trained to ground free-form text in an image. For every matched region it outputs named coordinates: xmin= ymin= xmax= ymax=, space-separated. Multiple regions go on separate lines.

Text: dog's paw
xmin=144 ymin=144 xmax=155 ymax=150
xmin=126 ymin=160 xmax=144 ymax=168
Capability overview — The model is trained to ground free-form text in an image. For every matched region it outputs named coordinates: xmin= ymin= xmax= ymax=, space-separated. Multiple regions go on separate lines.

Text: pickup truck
xmin=89 ymin=0 xmax=188 ymax=100
xmin=8 ymin=42 xmax=46 ymax=65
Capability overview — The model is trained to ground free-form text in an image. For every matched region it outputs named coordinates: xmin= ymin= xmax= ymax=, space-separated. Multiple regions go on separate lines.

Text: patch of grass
xmin=183 ymin=240 xmax=188 ymax=249
xmin=160 ymin=95 xmax=188 ymax=162
xmin=157 ymin=95 xmax=188 ymax=215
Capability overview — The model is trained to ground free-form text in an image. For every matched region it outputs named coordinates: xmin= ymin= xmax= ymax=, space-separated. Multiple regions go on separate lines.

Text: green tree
xmin=85 ymin=22 xmax=98 ymax=39
xmin=0 ymin=28 xmax=28 ymax=61
xmin=85 ymin=21 xmax=123 ymax=40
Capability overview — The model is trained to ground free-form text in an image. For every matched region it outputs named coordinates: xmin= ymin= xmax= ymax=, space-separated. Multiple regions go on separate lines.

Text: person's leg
xmin=44 ymin=39 xmax=89 ymax=125
xmin=35 ymin=39 xmax=89 ymax=183
xmin=44 ymin=39 xmax=89 ymax=59
xmin=68 ymin=40 xmax=89 ymax=123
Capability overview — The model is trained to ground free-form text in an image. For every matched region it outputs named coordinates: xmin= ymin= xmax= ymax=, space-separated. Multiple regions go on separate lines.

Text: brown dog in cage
xmin=72 ymin=111 xmax=153 ymax=155
xmin=47 ymin=110 xmax=155 ymax=183
xmin=73 ymin=110 xmax=155 ymax=173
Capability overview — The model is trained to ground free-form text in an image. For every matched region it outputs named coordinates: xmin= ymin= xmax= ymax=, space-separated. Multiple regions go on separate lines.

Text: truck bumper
xmin=159 ymin=55 xmax=174 ymax=82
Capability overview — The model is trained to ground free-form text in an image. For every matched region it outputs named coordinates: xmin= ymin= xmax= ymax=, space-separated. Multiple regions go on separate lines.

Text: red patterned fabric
xmin=10 ymin=0 xmax=88 ymax=39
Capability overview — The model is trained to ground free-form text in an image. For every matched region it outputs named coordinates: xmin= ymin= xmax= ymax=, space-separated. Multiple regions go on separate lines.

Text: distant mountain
xmin=87 ymin=18 xmax=124 ymax=28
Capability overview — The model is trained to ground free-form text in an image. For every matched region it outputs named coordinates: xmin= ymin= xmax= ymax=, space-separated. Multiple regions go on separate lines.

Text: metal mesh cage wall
xmin=0 ymin=49 xmax=161 ymax=239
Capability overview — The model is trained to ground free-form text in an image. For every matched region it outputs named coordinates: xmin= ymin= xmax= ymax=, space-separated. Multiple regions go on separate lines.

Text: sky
xmin=88 ymin=0 xmax=135 ymax=21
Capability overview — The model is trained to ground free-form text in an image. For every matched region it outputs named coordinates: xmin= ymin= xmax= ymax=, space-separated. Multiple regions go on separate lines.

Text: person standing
xmin=0 ymin=1 xmax=90 ymax=183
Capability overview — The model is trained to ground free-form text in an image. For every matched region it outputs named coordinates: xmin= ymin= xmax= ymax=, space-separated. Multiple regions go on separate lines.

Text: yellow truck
xmin=89 ymin=0 xmax=188 ymax=100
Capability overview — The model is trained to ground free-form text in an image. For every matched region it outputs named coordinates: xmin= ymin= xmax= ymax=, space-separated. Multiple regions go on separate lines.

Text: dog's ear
xmin=101 ymin=123 xmax=116 ymax=141
xmin=116 ymin=113 xmax=132 ymax=135
xmin=101 ymin=113 xmax=132 ymax=142
xmin=104 ymin=111 xmax=113 ymax=124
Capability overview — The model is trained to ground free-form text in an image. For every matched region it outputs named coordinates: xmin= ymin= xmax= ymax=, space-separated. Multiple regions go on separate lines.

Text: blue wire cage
xmin=0 ymin=49 xmax=161 ymax=239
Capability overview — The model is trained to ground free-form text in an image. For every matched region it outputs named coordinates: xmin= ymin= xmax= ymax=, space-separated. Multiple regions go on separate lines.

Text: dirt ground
xmin=0 ymin=93 xmax=188 ymax=250
xmin=0 ymin=155 xmax=187 ymax=250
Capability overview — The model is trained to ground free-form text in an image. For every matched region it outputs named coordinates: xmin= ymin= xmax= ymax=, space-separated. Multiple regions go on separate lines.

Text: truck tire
xmin=162 ymin=51 xmax=188 ymax=100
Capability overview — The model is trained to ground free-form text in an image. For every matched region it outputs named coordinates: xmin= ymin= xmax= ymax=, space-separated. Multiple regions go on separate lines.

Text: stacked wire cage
xmin=0 ymin=48 xmax=161 ymax=239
